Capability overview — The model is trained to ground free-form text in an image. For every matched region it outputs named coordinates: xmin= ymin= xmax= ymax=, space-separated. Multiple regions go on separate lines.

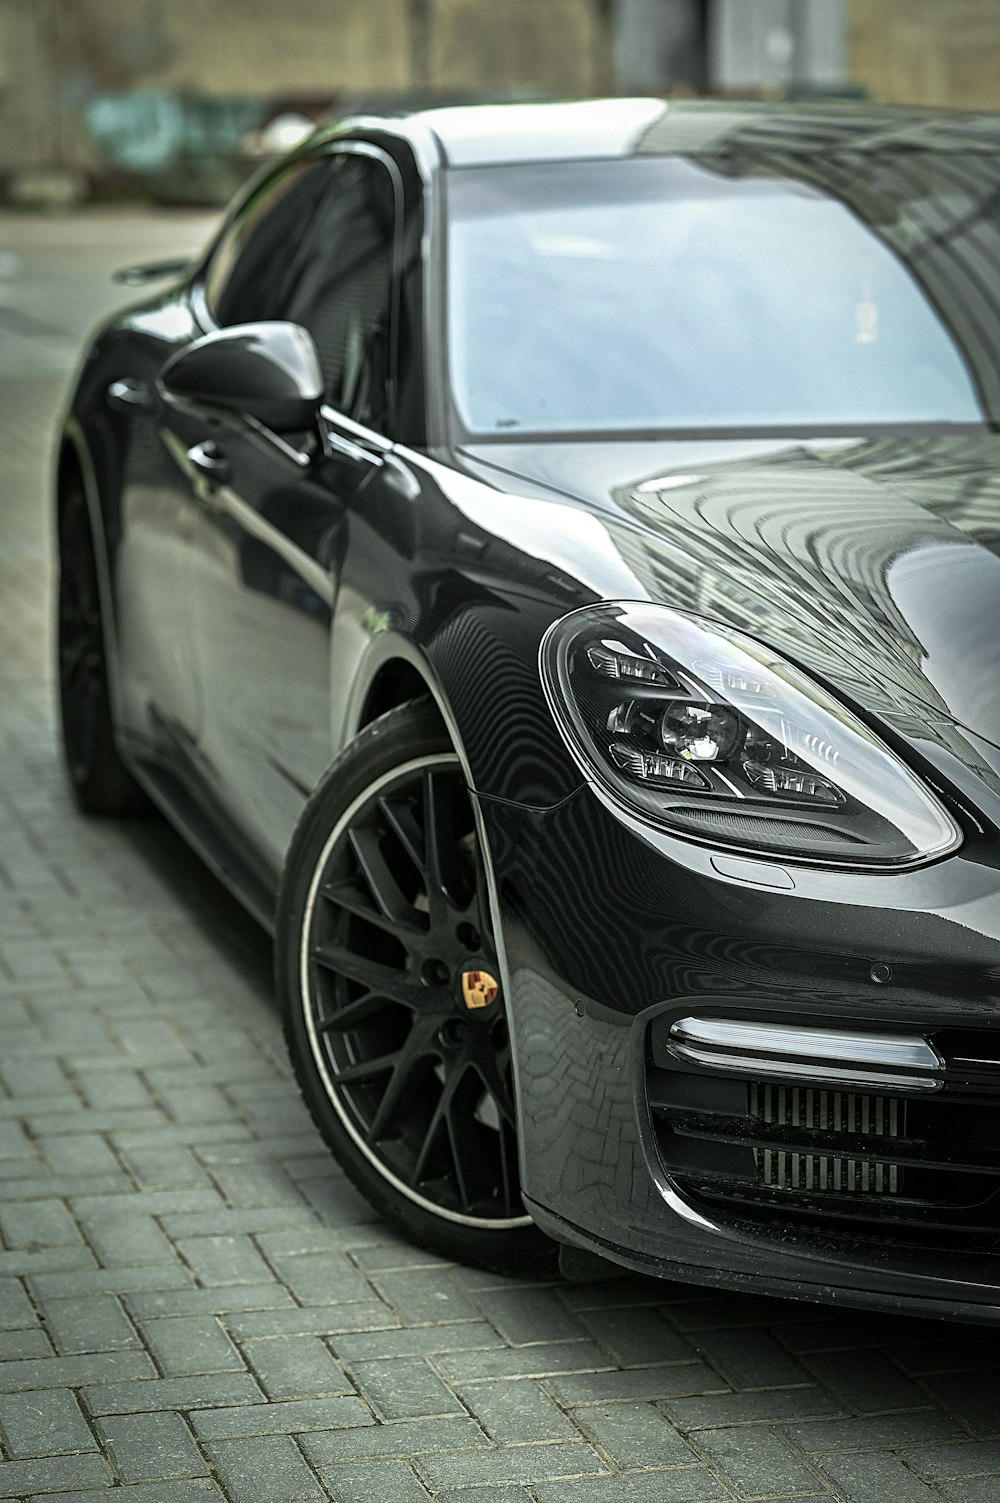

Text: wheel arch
xmin=55 ymin=419 xmax=125 ymax=719
xmin=343 ymin=634 xmax=476 ymax=789
xmin=341 ymin=637 xmax=513 ymax=993
xmin=56 ymin=421 xmax=102 ymax=530
xmin=356 ymin=656 xmax=437 ymax=733
xmin=55 ymin=430 xmax=84 ymax=500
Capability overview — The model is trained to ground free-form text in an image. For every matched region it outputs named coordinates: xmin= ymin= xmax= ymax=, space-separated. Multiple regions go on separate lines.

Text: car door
xmin=112 ymin=318 xmax=208 ymax=758
xmin=113 ymin=155 xmax=332 ymax=769
xmin=178 ymin=146 xmax=402 ymax=875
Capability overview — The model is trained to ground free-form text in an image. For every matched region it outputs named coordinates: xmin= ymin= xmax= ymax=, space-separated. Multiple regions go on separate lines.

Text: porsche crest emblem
xmin=461 ymin=970 xmax=499 ymax=1010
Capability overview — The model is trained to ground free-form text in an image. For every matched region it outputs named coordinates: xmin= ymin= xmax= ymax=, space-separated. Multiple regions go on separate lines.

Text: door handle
xmin=186 ymin=440 xmax=230 ymax=487
xmin=107 ymin=378 xmax=152 ymax=415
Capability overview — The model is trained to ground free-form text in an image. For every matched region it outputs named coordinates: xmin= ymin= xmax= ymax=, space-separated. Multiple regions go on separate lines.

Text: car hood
xmin=457 ymin=432 xmax=1000 ymax=751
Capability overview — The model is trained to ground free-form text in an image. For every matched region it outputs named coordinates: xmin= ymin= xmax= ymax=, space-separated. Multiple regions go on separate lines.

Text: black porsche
xmin=56 ymin=98 xmax=1000 ymax=1320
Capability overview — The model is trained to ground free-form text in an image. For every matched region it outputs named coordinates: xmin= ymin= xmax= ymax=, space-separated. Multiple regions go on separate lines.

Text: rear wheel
xmin=277 ymin=700 xmax=550 ymax=1270
xmin=57 ymin=480 xmax=145 ymax=814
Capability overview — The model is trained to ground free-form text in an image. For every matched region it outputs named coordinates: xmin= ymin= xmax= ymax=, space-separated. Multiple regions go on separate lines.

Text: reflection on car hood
xmin=459 ymin=432 xmax=1000 ymax=750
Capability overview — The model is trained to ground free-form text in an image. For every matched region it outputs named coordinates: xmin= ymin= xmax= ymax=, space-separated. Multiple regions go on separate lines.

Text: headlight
xmin=540 ymin=603 xmax=961 ymax=868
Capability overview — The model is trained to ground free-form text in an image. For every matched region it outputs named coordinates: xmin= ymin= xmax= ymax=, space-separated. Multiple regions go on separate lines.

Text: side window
xmin=278 ymin=155 xmax=397 ymax=433
xmin=204 ymin=159 xmax=331 ymax=326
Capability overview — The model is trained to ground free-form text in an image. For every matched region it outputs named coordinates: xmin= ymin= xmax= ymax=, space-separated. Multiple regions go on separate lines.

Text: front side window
xmin=202 ymin=153 xmax=397 ymax=433
xmin=446 ymin=154 xmax=994 ymax=437
xmin=279 ymin=156 xmax=396 ymax=432
xmin=204 ymin=160 xmax=331 ymax=326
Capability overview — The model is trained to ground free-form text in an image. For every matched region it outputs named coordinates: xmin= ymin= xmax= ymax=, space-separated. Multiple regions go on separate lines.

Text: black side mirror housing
xmin=158 ymin=322 xmax=323 ymax=432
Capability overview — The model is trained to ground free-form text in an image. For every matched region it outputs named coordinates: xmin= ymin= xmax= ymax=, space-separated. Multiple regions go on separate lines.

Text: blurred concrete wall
xmin=848 ymin=0 xmax=1000 ymax=109
xmin=4 ymin=0 xmax=1000 ymax=187
xmin=710 ymin=0 xmax=1000 ymax=107
xmin=0 ymin=0 xmax=611 ymax=177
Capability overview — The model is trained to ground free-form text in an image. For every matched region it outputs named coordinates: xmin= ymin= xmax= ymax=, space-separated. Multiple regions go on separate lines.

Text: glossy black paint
xmin=57 ymin=99 xmax=1000 ymax=1319
xmin=114 ymin=256 xmax=197 ymax=287
xmin=158 ymin=321 xmax=324 ymax=433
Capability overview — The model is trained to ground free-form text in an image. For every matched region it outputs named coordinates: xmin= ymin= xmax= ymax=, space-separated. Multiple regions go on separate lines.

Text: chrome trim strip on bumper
xmin=668 ymin=1016 xmax=945 ymax=1094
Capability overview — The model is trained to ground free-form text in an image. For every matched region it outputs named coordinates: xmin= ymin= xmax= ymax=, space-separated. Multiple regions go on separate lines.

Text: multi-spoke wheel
xmin=277 ymin=700 xmax=550 ymax=1269
xmin=57 ymin=480 xmax=145 ymax=814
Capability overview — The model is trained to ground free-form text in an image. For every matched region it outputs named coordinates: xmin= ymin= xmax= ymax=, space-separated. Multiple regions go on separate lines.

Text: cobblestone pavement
xmin=0 ymin=210 xmax=998 ymax=1503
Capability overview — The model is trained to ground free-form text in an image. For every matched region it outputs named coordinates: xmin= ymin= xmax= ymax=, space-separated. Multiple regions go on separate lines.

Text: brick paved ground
xmin=0 ymin=210 xmax=998 ymax=1503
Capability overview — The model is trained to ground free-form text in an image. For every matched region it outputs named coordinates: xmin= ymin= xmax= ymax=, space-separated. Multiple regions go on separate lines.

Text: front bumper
xmin=478 ymin=782 xmax=1000 ymax=1323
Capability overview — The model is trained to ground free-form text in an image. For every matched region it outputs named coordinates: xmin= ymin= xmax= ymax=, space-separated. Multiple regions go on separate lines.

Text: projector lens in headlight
xmin=540 ymin=603 xmax=962 ymax=868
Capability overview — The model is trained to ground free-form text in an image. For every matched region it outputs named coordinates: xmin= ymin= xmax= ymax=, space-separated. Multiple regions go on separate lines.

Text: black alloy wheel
xmin=57 ymin=481 xmax=145 ymax=814
xmin=278 ymin=700 xmax=550 ymax=1269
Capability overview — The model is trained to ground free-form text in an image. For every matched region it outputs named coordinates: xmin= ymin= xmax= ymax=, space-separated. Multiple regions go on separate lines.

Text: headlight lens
xmin=540 ymin=603 xmax=961 ymax=868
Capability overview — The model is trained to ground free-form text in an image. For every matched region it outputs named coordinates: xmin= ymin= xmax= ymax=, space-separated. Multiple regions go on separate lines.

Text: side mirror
xmin=158 ymin=322 xmax=323 ymax=432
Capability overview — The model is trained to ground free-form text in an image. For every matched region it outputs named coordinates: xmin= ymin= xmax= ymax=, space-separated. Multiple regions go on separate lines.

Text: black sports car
xmin=57 ymin=98 xmax=1000 ymax=1320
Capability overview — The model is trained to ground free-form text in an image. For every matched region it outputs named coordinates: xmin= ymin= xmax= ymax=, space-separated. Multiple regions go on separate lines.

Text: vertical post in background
xmin=593 ymin=0 xmax=618 ymax=97
xmin=410 ymin=0 xmax=432 ymax=92
xmin=792 ymin=0 xmax=847 ymax=93
xmin=709 ymin=0 xmax=845 ymax=95
xmin=612 ymin=0 xmax=708 ymax=95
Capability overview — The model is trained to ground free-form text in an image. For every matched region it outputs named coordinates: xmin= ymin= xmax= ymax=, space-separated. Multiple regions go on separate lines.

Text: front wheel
xmin=276 ymin=700 xmax=550 ymax=1271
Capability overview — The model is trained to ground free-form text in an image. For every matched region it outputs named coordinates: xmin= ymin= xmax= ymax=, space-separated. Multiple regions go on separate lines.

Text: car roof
xmin=329 ymin=96 xmax=1000 ymax=170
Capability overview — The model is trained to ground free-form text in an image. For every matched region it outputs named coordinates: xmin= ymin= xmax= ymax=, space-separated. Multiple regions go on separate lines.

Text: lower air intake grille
xmin=646 ymin=1019 xmax=1000 ymax=1250
xmin=750 ymin=1085 xmax=904 ymax=1195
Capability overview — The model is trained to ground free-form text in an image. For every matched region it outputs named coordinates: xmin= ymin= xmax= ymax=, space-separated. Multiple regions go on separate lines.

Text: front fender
xmin=338 ymin=608 xmax=585 ymax=810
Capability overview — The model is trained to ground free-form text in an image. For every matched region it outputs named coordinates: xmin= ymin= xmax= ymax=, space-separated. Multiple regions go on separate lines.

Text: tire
xmin=57 ymin=480 xmax=146 ymax=815
xmin=277 ymin=699 xmax=552 ymax=1271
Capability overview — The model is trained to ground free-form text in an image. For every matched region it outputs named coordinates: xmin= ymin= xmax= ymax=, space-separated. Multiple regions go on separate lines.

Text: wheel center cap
xmin=460 ymin=969 xmax=500 ymax=1011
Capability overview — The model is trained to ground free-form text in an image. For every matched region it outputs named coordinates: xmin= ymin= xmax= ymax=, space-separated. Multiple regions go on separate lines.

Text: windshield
xmin=445 ymin=154 xmax=997 ymax=438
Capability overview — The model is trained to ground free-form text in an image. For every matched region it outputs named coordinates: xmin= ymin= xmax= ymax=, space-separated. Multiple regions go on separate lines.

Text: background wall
xmin=3 ymin=0 xmax=1000 ymax=193
xmin=847 ymin=0 xmax=1000 ymax=110
xmin=0 ymin=0 xmax=611 ymax=180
